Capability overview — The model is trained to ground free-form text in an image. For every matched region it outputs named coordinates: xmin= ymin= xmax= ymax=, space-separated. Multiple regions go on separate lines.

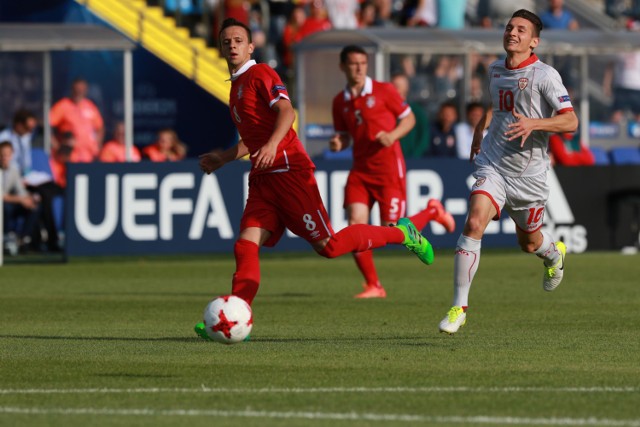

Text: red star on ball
xmin=211 ymin=310 xmax=238 ymax=339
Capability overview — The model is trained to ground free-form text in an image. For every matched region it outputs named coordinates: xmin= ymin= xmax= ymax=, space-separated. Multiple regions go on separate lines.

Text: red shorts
xmin=344 ymin=170 xmax=406 ymax=223
xmin=241 ymin=169 xmax=335 ymax=247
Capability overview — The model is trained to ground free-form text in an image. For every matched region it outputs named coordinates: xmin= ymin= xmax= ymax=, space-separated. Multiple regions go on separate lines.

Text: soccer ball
xmin=202 ymin=295 xmax=253 ymax=344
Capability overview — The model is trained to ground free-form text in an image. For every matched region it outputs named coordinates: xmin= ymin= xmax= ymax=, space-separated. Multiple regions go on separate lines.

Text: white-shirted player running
xmin=439 ymin=9 xmax=579 ymax=334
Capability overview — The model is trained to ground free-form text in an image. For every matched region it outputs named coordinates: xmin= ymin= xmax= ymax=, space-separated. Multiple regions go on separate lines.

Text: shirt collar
xmin=230 ymin=60 xmax=257 ymax=81
xmin=505 ymin=53 xmax=539 ymax=70
xmin=343 ymin=76 xmax=373 ymax=101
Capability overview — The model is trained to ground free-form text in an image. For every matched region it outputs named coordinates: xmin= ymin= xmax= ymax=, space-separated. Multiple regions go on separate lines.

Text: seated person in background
xmin=50 ymin=143 xmax=74 ymax=190
xmin=391 ymin=72 xmax=431 ymax=158
xmin=99 ymin=122 xmax=141 ymax=162
xmin=548 ymin=132 xmax=595 ymax=166
xmin=429 ymin=101 xmax=458 ymax=157
xmin=454 ymin=102 xmax=486 ymax=159
xmin=142 ymin=128 xmax=187 ymax=162
xmin=1 ymin=141 xmax=40 ymax=253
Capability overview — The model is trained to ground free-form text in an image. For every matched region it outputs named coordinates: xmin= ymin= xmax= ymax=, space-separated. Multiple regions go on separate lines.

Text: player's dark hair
xmin=0 ymin=140 xmax=13 ymax=151
xmin=12 ymin=108 xmax=35 ymax=126
xmin=340 ymin=45 xmax=367 ymax=64
xmin=218 ymin=18 xmax=253 ymax=44
xmin=511 ymin=9 xmax=543 ymax=36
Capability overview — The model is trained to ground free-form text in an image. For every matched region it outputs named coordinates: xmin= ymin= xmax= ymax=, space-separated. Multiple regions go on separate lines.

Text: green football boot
xmin=395 ymin=218 xmax=434 ymax=265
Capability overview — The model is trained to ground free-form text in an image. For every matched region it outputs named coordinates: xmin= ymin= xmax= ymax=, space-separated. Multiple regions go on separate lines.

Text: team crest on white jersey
xmin=237 ymin=84 xmax=244 ymax=99
xmin=518 ymin=78 xmax=528 ymax=90
xmin=474 ymin=177 xmax=486 ymax=187
xmin=366 ymin=96 xmax=376 ymax=108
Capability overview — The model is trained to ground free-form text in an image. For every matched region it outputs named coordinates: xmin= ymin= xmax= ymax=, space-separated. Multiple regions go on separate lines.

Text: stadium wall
xmin=64 ymin=159 xmax=632 ymax=257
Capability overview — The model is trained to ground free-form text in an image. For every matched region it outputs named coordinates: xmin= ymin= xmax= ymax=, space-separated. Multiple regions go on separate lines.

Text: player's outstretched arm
xmin=199 ymin=139 xmax=249 ymax=174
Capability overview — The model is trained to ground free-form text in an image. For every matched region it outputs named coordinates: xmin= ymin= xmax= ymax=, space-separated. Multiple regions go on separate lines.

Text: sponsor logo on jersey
xmin=494 ymin=74 xmax=501 ymax=78
xmin=237 ymin=84 xmax=244 ymax=100
xmin=518 ymin=78 xmax=528 ymax=90
xmin=558 ymin=95 xmax=571 ymax=103
xmin=366 ymin=96 xmax=376 ymax=108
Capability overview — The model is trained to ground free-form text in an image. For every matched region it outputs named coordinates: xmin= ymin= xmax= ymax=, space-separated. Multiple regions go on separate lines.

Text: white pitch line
xmin=0 ymin=406 xmax=639 ymax=426
xmin=0 ymin=386 xmax=638 ymax=395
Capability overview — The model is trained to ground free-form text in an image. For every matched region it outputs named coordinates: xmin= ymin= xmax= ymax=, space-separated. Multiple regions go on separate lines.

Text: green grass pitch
xmin=0 ymin=249 xmax=639 ymax=426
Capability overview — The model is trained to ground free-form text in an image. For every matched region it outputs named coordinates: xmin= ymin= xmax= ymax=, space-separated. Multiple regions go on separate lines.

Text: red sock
xmin=319 ymin=224 xmax=404 ymax=258
xmin=231 ymin=239 xmax=260 ymax=305
xmin=353 ymin=251 xmax=379 ymax=286
xmin=409 ymin=207 xmax=437 ymax=231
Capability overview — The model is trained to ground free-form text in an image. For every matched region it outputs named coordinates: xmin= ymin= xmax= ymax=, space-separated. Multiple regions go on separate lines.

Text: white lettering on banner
xmin=189 ymin=174 xmax=233 ymax=240
xmin=122 ymin=174 xmax=158 ymax=240
xmin=161 ymin=173 xmax=194 ymax=240
xmin=73 ymin=172 xmax=234 ymax=242
xmin=75 ymin=174 xmax=119 ymax=242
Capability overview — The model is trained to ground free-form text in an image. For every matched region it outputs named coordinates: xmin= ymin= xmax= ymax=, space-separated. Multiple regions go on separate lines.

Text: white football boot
xmin=439 ymin=306 xmax=466 ymax=334
xmin=543 ymin=241 xmax=566 ymax=292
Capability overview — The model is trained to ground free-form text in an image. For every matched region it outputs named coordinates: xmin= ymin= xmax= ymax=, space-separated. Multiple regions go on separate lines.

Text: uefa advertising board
xmin=65 ymin=159 xmax=605 ymax=257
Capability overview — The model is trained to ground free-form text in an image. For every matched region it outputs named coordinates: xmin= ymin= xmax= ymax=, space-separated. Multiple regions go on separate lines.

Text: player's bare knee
xmin=464 ymin=216 xmax=486 ymax=236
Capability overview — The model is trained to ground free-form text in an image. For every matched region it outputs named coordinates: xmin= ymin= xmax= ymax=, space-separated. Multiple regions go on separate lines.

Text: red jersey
xmin=229 ymin=60 xmax=314 ymax=177
xmin=332 ymin=77 xmax=410 ymax=180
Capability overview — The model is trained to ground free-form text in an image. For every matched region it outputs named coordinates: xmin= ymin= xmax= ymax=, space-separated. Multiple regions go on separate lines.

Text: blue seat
xmin=610 ymin=147 xmax=640 ymax=165
xmin=589 ymin=146 xmax=610 ymax=165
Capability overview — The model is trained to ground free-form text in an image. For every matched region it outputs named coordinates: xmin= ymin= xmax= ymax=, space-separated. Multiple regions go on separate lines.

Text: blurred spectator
xmin=476 ymin=0 xmax=534 ymax=28
xmin=548 ymin=132 xmax=595 ymax=166
xmin=143 ymin=128 xmax=187 ymax=162
xmin=540 ymin=0 xmax=579 ymax=95
xmin=372 ymin=0 xmax=393 ymax=26
xmin=280 ymin=6 xmax=307 ymax=70
xmin=50 ymin=78 xmax=104 ymax=163
xmin=297 ymin=0 xmax=332 ymax=40
xmin=438 ymin=0 xmax=467 ymax=29
xmin=540 ymin=0 xmax=578 ymax=30
xmin=0 ymin=109 xmax=37 ymax=175
xmin=603 ymin=50 xmax=640 ymax=124
xmin=429 ymin=101 xmax=458 ymax=157
xmin=358 ymin=1 xmax=378 ymax=27
xmin=401 ymin=0 xmax=437 ymax=26
xmin=454 ymin=101 xmax=485 ymax=159
xmin=49 ymin=133 xmax=74 ymax=189
xmin=325 ymin=0 xmax=360 ymax=29
xmin=1 ymin=141 xmax=40 ymax=254
xmin=391 ymin=73 xmax=431 ymax=158
xmin=164 ymin=0 xmax=205 ymax=37
xmin=99 ymin=122 xmax=142 ymax=163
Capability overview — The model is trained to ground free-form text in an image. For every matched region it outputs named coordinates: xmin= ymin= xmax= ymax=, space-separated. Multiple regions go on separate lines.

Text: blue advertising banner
xmin=65 ymin=159 xmax=591 ymax=256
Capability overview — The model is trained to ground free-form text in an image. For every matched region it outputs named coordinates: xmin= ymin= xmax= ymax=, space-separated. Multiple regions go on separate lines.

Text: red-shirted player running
xmin=195 ymin=19 xmax=434 ymax=340
xmin=330 ymin=45 xmax=456 ymax=299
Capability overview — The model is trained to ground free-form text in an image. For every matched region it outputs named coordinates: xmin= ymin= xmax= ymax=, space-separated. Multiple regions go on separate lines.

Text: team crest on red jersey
xmin=518 ymin=78 xmax=528 ymax=90
xmin=366 ymin=96 xmax=376 ymax=108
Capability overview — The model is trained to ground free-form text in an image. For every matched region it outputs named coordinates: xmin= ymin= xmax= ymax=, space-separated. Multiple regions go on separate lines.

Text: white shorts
xmin=471 ymin=162 xmax=549 ymax=233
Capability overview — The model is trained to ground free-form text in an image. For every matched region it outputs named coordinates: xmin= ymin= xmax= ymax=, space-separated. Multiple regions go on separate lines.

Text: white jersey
xmin=476 ymin=54 xmax=574 ymax=177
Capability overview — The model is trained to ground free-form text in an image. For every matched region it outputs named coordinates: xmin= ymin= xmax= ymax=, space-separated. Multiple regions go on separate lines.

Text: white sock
xmin=453 ymin=234 xmax=482 ymax=308
xmin=535 ymin=231 xmax=561 ymax=267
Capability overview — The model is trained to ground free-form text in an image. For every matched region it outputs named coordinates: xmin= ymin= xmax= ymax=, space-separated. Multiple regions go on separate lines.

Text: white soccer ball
xmin=202 ymin=295 xmax=253 ymax=344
